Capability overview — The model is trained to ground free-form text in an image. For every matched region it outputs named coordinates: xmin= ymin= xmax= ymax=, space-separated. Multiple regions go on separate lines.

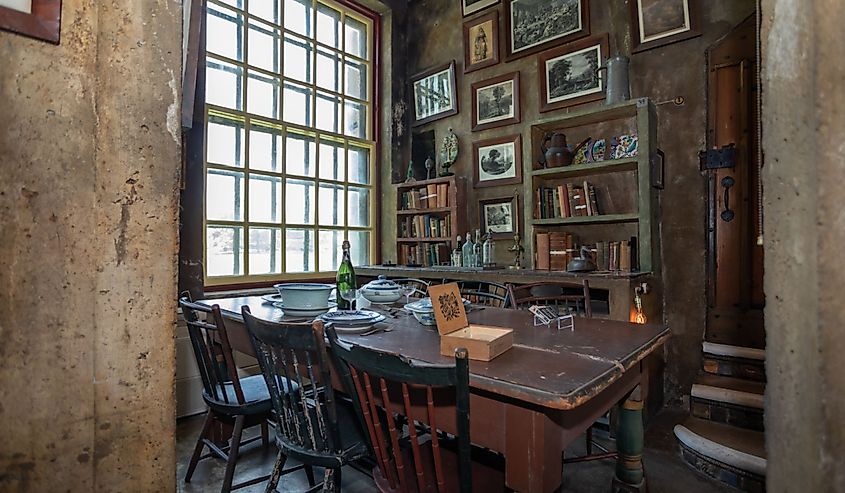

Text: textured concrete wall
xmin=395 ymin=0 xmax=753 ymax=401
xmin=762 ymin=0 xmax=845 ymax=490
xmin=0 ymin=1 xmax=181 ymax=491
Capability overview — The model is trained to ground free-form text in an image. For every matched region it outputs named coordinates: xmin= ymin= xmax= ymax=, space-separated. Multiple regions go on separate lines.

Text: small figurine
xmin=425 ymin=155 xmax=435 ymax=179
xmin=439 ymin=128 xmax=458 ymax=176
xmin=405 ymin=160 xmax=415 ymax=183
xmin=507 ymin=233 xmax=524 ymax=270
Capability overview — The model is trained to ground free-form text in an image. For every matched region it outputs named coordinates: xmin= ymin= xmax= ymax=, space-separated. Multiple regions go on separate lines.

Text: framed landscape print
xmin=630 ymin=0 xmax=700 ymax=53
xmin=538 ymin=34 xmax=608 ymax=112
xmin=473 ymin=134 xmax=522 ymax=188
xmin=463 ymin=10 xmax=499 ymax=73
xmin=479 ymin=195 xmax=520 ymax=238
xmin=463 ymin=0 xmax=499 ymax=17
xmin=472 ymin=71 xmax=520 ymax=131
xmin=0 ymin=0 xmax=62 ymax=43
xmin=411 ymin=61 xmax=459 ymax=126
xmin=505 ymin=0 xmax=589 ymax=60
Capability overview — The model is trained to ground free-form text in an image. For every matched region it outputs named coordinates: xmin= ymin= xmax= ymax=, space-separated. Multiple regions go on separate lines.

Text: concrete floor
xmin=176 ymin=409 xmax=732 ymax=492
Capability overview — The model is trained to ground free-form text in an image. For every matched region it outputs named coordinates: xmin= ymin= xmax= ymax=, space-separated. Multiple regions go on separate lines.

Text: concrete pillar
xmin=762 ymin=0 xmax=845 ymax=490
xmin=0 ymin=0 xmax=181 ymax=491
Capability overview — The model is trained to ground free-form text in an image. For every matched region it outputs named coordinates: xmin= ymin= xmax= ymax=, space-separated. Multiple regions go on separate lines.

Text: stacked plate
xmin=319 ymin=310 xmax=386 ymax=334
xmin=260 ymin=294 xmax=337 ymax=317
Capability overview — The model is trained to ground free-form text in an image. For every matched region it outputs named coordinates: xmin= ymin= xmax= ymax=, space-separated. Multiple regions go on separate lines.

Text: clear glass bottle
xmin=483 ymin=229 xmax=495 ymax=266
xmin=461 ymin=232 xmax=474 ymax=268
xmin=336 ymin=240 xmax=356 ymax=310
xmin=473 ymin=229 xmax=483 ymax=267
xmin=452 ymin=235 xmax=463 ymax=267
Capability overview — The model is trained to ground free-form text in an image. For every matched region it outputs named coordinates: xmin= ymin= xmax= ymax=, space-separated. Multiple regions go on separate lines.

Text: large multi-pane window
xmin=203 ymin=0 xmax=376 ymax=284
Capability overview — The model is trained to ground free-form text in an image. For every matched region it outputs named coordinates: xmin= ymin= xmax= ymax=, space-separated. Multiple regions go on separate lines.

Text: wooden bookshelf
xmin=395 ymin=175 xmax=466 ymax=266
xmin=523 ymin=98 xmax=660 ymax=273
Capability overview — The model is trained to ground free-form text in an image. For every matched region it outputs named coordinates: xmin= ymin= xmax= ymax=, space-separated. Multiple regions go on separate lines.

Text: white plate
xmin=261 ymin=293 xmax=283 ymax=304
xmin=272 ymin=301 xmax=337 ymax=317
xmin=333 ymin=318 xmax=388 ymax=334
xmin=321 ymin=310 xmax=382 ymax=324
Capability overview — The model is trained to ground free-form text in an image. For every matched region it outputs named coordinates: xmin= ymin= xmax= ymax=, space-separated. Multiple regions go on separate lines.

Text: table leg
xmin=505 ymin=405 xmax=563 ymax=493
xmin=612 ymin=385 xmax=647 ymax=492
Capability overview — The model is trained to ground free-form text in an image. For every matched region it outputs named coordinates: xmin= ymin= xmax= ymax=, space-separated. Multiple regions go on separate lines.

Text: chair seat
xmin=276 ymin=399 xmax=369 ymax=469
xmin=373 ymin=439 xmax=505 ymax=493
xmin=203 ymin=374 xmax=290 ymax=415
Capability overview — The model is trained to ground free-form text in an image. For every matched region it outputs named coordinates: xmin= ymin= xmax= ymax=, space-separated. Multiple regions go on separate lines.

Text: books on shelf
xmin=398 ymin=243 xmax=451 ymax=267
xmin=535 ymin=232 xmax=639 ymax=273
xmin=399 ymin=214 xmax=451 ymax=239
xmin=535 ymin=180 xmax=602 ymax=220
xmin=594 ymin=238 xmax=638 ymax=272
xmin=535 ymin=231 xmax=577 ymax=271
xmin=400 ymin=183 xmax=450 ymax=210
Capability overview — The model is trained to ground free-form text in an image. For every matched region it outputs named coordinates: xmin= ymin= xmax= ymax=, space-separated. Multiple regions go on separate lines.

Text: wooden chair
xmin=453 ymin=280 xmax=508 ymax=307
xmin=389 ymin=277 xmax=432 ymax=298
xmin=327 ymin=328 xmax=505 ymax=493
xmin=242 ymin=307 xmax=369 ymax=493
xmin=506 ymin=280 xmax=592 ymax=317
xmin=179 ymin=297 xmax=275 ymax=493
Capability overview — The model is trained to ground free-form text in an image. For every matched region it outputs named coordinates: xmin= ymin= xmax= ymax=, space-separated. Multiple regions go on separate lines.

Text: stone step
xmin=691 ymin=374 xmax=765 ymax=431
xmin=702 ymin=342 xmax=766 ymax=382
xmin=674 ymin=417 xmax=766 ymax=492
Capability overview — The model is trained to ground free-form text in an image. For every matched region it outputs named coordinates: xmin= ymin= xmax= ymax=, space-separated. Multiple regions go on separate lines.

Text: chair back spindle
xmin=507 ymin=280 xmax=593 ymax=317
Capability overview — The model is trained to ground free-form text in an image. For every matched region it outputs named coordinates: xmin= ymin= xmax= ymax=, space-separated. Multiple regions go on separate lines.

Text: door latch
xmin=700 ymin=144 xmax=737 ymax=170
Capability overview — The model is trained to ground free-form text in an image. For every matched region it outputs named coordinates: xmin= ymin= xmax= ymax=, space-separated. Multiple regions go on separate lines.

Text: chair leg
xmin=586 ymin=426 xmax=593 ymax=455
xmin=261 ymin=420 xmax=269 ymax=447
xmin=221 ymin=415 xmax=245 ymax=493
xmin=264 ymin=449 xmax=288 ymax=493
xmin=321 ymin=468 xmax=341 ymax=493
xmin=185 ymin=410 xmax=214 ymax=483
xmin=305 ymin=466 xmax=316 ymax=487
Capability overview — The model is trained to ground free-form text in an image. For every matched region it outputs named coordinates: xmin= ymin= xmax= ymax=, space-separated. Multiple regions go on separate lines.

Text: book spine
xmin=536 ymin=233 xmax=550 ymax=270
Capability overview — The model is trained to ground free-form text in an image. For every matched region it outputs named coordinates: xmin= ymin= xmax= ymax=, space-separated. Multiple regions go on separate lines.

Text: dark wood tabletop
xmin=201 ymin=296 xmax=669 ymax=411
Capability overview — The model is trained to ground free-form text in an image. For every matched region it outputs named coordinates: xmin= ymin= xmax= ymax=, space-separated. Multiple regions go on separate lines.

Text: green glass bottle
xmin=336 ymin=240 xmax=356 ymax=310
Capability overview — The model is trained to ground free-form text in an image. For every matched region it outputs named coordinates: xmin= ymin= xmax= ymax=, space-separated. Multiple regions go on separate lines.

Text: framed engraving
xmin=471 ymin=71 xmax=520 ymax=131
xmin=0 ymin=0 xmax=61 ymax=44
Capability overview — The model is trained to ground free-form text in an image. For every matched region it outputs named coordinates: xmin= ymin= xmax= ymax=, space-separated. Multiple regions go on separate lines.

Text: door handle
xmin=721 ymin=176 xmax=735 ymax=222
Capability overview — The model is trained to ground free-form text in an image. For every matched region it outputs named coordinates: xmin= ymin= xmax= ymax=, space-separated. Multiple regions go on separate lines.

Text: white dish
xmin=272 ymin=301 xmax=337 ymax=317
xmin=333 ymin=321 xmax=386 ymax=335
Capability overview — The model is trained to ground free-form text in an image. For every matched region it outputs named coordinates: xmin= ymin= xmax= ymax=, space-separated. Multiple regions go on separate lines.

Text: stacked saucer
xmin=319 ymin=310 xmax=386 ymax=334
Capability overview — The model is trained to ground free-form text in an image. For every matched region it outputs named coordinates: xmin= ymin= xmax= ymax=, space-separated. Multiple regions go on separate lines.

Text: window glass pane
xmin=316 ymin=92 xmax=340 ymax=133
xmin=249 ymin=175 xmax=282 ymax=223
xmin=318 ymin=183 xmax=344 ymax=226
xmin=286 ymin=228 xmax=314 ymax=273
xmin=249 ymin=227 xmax=282 ymax=274
xmin=316 ymin=4 xmax=341 ymax=48
xmin=348 ymin=230 xmax=371 ymax=266
xmin=347 ymin=145 xmax=370 ymax=184
xmin=283 ymin=82 xmax=313 ymax=127
xmin=284 ymin=0 xmax=312 ymax=37
xmin=344 ymin=59 xmax=367 ymax=100
xmin=216 ymin=0 xmax=243 ymax=9
xmin=207 ymin=226 xmax=244 ymax=277
xmin=283 ymin=34 xmax=313 ymax=83
xmin=207 ymin=169 xmax=244 ymax=221
xmin=344 ymin=100 xmax=366 ymax=138
xmin=347 ymin=187 xmax=370 ymax=227
xmin=248 ymin=20 xmax=280 ymax=73
xmin=207 ymin=3 xmax=243 ymax=61
xmin=206 ymin=58 xmax=243 ymax=110
xmin=318 ymin=230 xmax=343 ymax=271
xmin=319 ymin=141 xmax=345 ymax=181
xmin=316 ymin=48 xmax=340 ymax=92
xmin=285 ymin=133 xmax=316 ymax=177
xmin=344 ymin=16 xmax=368 ymax=59
xmin=249 ymin=0 xmax=281 ymax=25
xmin=286 ymin=179 xmax=315 ymax=224
xmin=207 ymin=117 xmax=245 ymax=167
xmin=248 ymin=125 xmax=282 ymax=172
xmin=247 ymin=71 xmax=280 ymax=119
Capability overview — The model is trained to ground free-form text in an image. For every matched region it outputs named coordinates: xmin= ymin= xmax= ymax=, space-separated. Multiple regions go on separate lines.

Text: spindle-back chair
xmin=507 ymin=280 xmax=593 ymax=317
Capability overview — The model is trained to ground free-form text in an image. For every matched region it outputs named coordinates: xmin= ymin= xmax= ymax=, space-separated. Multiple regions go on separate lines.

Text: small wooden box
xmin=428 ymin=283 xmax=514 ymax=362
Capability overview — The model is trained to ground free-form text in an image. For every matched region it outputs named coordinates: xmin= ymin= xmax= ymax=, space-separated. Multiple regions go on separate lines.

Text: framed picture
xmin=538 ymin=34 xmax=608 ymax=112
xmin=630 ymin=0 xmax=700 ymax=53
xmin=0 ymin=0 xmax=62 ymax=44
xmin=463 ymin=0 xmax=499 ymax=17
xmin=473 ymin=134 xmax=522 ymax=188
xmin=472 ymin=72 xmax=520 ymax=131
xmin=411 ymin=61 xmax=459 ymax=126
xmin=463 ymin=10 xmax=499 ymax=73
xmin=479 ymin=195 xmax=520 ymax=238
xmin=505 ymin=0 xmax=589 ymax=60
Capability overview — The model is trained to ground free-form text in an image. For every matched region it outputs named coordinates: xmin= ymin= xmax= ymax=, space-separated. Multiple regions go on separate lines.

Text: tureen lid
xmin=362 ymin=275 xmax=401 ymax=291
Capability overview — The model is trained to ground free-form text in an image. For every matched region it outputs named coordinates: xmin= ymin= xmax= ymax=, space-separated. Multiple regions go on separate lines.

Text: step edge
xmin=691 ymin=384 xmax=765 ymax=409
xmin=673 ymin=424 xmax=767 ymax=476
xmin=702 ymin=342 xmax=765 ymax=361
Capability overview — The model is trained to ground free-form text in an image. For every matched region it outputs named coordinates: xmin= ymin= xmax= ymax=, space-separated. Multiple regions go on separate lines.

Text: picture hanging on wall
xmin=505 ymin=0 xmax=589 ymax=60
xmin=463 ymin=0 xmax=499 ymax=17
xmin=411 ymin=61 xmax=459 ymax=126
xmin=473 ymin=134 xmax=522 ymax=188
xmin=471 ymin=71 xmax=521 ymax=131
xmin=538 ymin=34 xmax=608 ymax=112
xmin=0 ymin=0 xmax=62 ymax=44
xmin=479 ymin=195 xmax=520 ymax=239
xmin=629 ymin=0 xmax=700 ymax=53
xmin=463 ymin=10 xmax=499 ymax=73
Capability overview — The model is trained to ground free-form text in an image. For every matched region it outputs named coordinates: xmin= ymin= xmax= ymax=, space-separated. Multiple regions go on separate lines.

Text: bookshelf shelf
xmin=395 ymin=176 xmax=466 ymax=267
xmin=532 ymin=213 xmax=639 ymax=226
xmin=531 ymin=157 xmax=638 ymax=180
xmin=396 ymin=237 xmax=454 ymax=243
xmin=397 ymin=207 xmax=452 ymax=215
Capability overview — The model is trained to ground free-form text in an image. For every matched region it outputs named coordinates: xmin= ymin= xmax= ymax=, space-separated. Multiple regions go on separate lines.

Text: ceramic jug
xmin=543 ymin=133 xmax=591 ymax=168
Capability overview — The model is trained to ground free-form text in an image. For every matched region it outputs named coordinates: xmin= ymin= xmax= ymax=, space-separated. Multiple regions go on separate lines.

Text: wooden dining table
xmin=198 ymin=295 xmax=669 ymax=493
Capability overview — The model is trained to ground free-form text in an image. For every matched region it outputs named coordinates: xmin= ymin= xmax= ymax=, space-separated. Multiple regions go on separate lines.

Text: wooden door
xmin=704 ymin=16 xmax=765 ymax=348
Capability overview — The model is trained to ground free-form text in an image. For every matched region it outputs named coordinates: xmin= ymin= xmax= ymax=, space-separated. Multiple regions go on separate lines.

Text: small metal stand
xmin=530 ymin=305 xmax=575 ymax=331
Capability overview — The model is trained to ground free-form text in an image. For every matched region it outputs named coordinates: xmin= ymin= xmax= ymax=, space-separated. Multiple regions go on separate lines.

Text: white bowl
xmin=273 ymin=283 xmax=334 ymax=309
xmin=404 ymin=298 xmax=470 ymax=326
xmin=360 ymin=276 xmax=403 ymax=304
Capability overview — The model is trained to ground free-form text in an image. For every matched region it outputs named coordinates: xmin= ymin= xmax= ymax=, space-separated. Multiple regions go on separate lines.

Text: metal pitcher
xmin=596 ymin=55 xmax=631 ymax=105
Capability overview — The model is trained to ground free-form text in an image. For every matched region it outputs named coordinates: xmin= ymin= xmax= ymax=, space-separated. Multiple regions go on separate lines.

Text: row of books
xmin=399 ymin=243 xmax=451 ymax=267
xmin=399 ymin=183 xmax=450 ymax=210
xmin=535 ymin=181 xmax=601 ymax=219
xmin=535 ymin=232 xmax=638 ymax=272
xmin=399 ymin=214 xmax=451 ymax=239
